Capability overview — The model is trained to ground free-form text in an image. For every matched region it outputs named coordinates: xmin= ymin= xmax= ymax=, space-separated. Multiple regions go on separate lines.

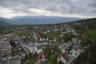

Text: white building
xmin=22 ymin=42 xmax=43 ymax=54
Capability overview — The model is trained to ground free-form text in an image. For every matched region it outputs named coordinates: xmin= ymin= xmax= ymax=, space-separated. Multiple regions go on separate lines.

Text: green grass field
xmin=45 ymin=31 xmax=61 ymax=38
xmin=15 ymin=30 xmax=34 ymax=36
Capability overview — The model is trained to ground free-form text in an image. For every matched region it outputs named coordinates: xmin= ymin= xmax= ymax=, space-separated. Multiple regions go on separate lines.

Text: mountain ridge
xmin=0 ymin=16 xmax=82 ymax=25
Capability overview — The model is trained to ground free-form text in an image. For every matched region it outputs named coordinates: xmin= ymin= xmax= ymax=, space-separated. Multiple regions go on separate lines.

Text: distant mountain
xmin=0 ymin=17 xmax=11 ymax=26
xmin=0 ymin=16 xmax=82 ymax=25
xmin=11 ymin=16 xmax=82 ymax=25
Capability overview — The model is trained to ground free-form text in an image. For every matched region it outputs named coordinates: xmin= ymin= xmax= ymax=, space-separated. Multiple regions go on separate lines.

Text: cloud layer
xmin=0 ymin=0 xmax=96 ymax=18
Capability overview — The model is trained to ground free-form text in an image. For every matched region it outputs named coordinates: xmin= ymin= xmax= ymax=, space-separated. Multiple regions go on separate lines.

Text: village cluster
xmin=0 ymin=24 xmax=82 ymax=64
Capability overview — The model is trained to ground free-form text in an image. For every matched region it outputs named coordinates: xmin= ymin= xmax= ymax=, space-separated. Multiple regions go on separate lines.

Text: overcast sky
xmin=0 ymin=0 xmax=96 ymax=18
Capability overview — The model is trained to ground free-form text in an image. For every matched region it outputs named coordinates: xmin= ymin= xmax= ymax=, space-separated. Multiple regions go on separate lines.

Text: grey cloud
xmin=0 ymin=0 xmax=96 ymax=17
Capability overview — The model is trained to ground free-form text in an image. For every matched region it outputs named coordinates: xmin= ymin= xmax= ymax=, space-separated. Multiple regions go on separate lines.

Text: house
xmin=22 ymin=42 xmax=43 ymax=54
xmin=71 ymin=43 xmax=81 ymax=57
xmin=59 ymin=43 xmax=71 ymax=53
xmin=36 ymin=53 xmax=47 ymax=64
xmin=2 ymin=56 xmax=22 ymax=64
xmin=37 ymin=53 xmax=47 ymax=59
xmin=72 ymin=38 xmax=79 ymax=43
xmin=57 ymin=53 xmax=69 ymax=64
xmin=0 ymin=40 xmax=11 ymax=58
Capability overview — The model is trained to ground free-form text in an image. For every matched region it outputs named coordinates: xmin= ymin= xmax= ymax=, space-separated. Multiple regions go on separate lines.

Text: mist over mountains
xmin=0 ymin=16 xmax=82 ymax=25
xmin=0 ymin=17 xmax=11 ymax=26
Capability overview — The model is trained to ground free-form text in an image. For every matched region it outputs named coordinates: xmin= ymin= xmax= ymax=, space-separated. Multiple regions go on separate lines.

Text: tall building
xmin=0 ymin=40 xmax=11 ymax=64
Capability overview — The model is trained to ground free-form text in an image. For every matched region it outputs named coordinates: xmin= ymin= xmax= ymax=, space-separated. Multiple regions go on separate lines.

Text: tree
xmin=43 ymin=45 xmax=51 ymax=55
xmin=63 ymin=33 xmax=74 ymax=42
xmin=10 ymin=40 xmax=16 ymax=48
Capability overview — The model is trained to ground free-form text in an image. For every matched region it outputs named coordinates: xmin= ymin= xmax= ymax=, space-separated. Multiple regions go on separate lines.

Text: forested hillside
xmin=71 ymin=18 xmax=96 ymax=64
xmin=0 ymin=20 xmax=9 ymax=26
